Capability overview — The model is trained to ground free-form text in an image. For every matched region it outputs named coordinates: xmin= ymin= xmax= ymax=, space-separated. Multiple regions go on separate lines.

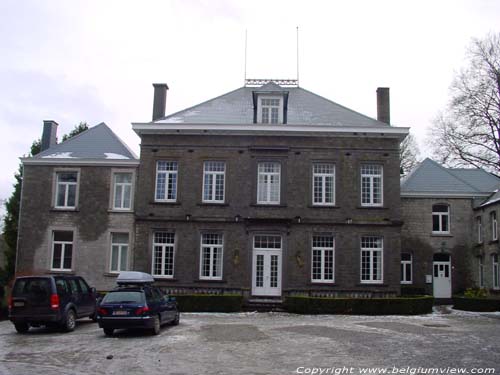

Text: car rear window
xmin=102 ymin=291 xmax=144 ymax=304
xmin=13 ymin=278 xmax=51 ymax=299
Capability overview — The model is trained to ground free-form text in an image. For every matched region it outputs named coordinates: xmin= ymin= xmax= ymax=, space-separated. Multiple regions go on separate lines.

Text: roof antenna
xmin=296 ymin=26 xmax=300 ymax=87
xmin=244 ymin=29 xmax=248 ymax=86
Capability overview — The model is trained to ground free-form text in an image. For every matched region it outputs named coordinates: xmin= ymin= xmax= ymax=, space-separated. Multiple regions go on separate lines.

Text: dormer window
xmin=258 ymin=96 xmax=283 ymax=124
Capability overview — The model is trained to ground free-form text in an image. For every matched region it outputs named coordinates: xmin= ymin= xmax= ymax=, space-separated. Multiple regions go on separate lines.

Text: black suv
xmin=8 ymin=275 xmax=97 ymax=333
xmin=97 ymin=272 xmax=179 ymax=336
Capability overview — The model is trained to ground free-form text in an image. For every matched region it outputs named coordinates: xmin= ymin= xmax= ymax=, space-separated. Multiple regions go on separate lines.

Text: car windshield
xmin=102 ymin=291 xmax=144 ymax=304
xmin=13 ymin=278 xmax=51 ymax=299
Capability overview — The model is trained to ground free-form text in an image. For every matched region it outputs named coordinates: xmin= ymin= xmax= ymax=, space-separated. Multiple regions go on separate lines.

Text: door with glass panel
xmin=252 ymin=235 xmax=282 ymax=297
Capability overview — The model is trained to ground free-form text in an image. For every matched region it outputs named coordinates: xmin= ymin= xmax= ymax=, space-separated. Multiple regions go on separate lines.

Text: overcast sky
xmin=1 ymin=0 xmax=499 ymax=210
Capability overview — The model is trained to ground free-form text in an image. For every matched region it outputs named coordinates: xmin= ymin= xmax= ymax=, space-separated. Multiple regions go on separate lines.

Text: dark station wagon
xmin=97 ymin=271 xmax=179 ymax=336
xmin=8 ymin=275 xmax=97 ymax=333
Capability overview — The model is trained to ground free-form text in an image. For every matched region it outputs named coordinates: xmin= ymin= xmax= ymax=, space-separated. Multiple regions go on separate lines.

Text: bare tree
xmin=430 ymin=32 xmax=500 ymax=173
xmin=400 ymin=133 xmax=420 ymax=175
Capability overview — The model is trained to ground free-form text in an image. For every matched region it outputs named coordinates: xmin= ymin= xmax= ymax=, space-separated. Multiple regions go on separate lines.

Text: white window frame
xmin=479 ymin=256 xmax=485 ymax=288
xmin=155 ymin=161 xmax=178 ymax=202
xmin=432 ymin=204 xmax=450 ymax=234
xmin=202 ymin=161 xmax=226 ymax=203
xmin=257 ymin=162 xmax=281 ymax=205
xmin=109 ymin=232 xmax=129 ymax=273
xmin=360 ymin=236 xmax=383 ymax=284
xmin=257 ymin=96 xmax=283 ymax=124
xmin=491 ymin=211 xmax=498 ymax=241
xmin=152 ymin=232 xmax=175 ymax=278
xmin=199 ymin=233 xmax=224 ymax=280
xmin=493 ymin=254 xmax=499 ymax=290
xmin=477 ymin=216 xmax=483 ymax=244
xmin=360 ymin=164 xmax=383 ymax=207
xmin=312 ymin=163 xmax=335 ymax=206
xmin=54 ymin=170 xmax=79 ymax=209
xmin=51 ymin=230 xmax=74 ymax=271
xmin=311 ymin=235 xmax=335 ymax=283
xmin=111 ymin=171 xmax=134 ymax=211
xmin=401 ymin=253 xmax=413 ymax=285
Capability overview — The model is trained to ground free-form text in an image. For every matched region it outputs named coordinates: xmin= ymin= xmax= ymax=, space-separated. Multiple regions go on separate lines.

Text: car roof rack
xmin=116 ymin=271 xmax=154 ymax=285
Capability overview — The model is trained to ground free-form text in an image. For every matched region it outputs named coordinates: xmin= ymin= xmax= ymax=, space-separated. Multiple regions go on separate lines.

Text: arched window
xmin=432 ymin=204 xmax=450 ymax=234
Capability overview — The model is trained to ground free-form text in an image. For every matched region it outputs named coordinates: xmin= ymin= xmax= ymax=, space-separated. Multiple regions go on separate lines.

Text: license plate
xmin=13 ymin=302 xmax=24 ymax=307
xmin=113 ymin=310 xmax=128 ymax=316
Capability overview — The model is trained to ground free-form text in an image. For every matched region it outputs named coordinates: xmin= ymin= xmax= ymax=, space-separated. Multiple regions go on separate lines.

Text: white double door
xmin=433 ymin=261 xmax=452 ymax=298
xmin=252 ymin=237 xmax=282 ymax=297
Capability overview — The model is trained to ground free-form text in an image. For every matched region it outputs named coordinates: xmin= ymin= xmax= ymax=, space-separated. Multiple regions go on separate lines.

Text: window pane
xmin=123 ymin=185 xmax=131 ymax=208
xmin=114 ymin=185 xmax=123 ymax=208
xmin=58 ymin=172 xmax=77 ymax=182
xmin=432 ymin=215 xmax=440 ymax=231
xmin=115 ymin=173 xmax=132 ymax=183
xmin=54 ymin=231 xmax=73 ymax=242
xmin=433 ymin=205 xmax=449 ymax=213
xmin=63 ymin=245 xmax=72 ymax=269
xmin=111 ymin=245 xmax=119 ymax=271
xmin=67 ymin=185 xmax=76 ymax=207
xmin=53 ymin=244 xmax=62 ymax=269
xmin=120 ymin=246 xmax=128 ymax=271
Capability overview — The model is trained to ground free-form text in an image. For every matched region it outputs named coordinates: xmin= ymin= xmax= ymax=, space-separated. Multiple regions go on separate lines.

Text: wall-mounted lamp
xmin=235 ymin=215 xmax=241 ymax=222
xmin=346 ymin=218 xmax=352 ymax=224
xmin=186 ymin=214 xmax=191 ymax=221
xmin=295 ymin=216 xmax=302 ymax=224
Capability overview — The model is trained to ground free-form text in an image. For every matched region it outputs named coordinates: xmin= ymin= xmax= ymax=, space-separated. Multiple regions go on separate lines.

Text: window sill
xmin=357 ymin=283 xmax=387 ymax=287
xmin=357 ymin=206 xmax=387 ymax=209
xmin=250 ymin=203 xmax=287 ymax=208
xmin=108 ymin=209 xmax=134 ymax=214
xmin=431 ymin=233 xmax=453 ymax=237
xmin=194 ymin=279 xmax=227 ymax=283
xmin=50 ymin=208 xmax=79 ymax=212
xmin=308 ymin=205 xmax=339 ymax=209
xmin=103 ymin=272 xmax=119 ymax=277
xmin=153 ymin=277 xmax=177 ymax=281
xmin=400 ymin=282 xmax=413 ymax=285
xmin=309 ymin=281 xmax=336 ymax=286
xmin=197 ymin=203 xmax=229 ymax=207
xmin=48 ymin=270 xmax=75 ymax=275
xmin=150 ymin=201 xmax=181 ymax=206
xmin=489 ymin=239 xmax=499 ymax=244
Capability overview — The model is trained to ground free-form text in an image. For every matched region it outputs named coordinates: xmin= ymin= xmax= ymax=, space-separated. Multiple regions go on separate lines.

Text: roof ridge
xmin=400 ymin=158 xmax=427 ymax=187
xmin=425 ymin=158 xmax=482 ymax=192
xmin=36 ymin=123 xmax=98 ymax=157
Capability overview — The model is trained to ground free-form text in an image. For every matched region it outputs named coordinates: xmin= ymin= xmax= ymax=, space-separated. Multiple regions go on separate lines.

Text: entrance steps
xmin=243 ymin=298 xmax=285 ymax=312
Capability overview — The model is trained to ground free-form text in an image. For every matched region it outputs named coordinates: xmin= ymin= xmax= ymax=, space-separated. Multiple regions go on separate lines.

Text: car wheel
xmin=14 ymin=323 xmax=29 ymax=334
xmin=62 ymin=309 xmax=76 ymax=332
xmin=103 ymin=328 xmax=114 ymax=336
xmin=171 ymin=312 xmax=180 ymax=326
xmin=151 ymin=315 xmax=160 ymax=335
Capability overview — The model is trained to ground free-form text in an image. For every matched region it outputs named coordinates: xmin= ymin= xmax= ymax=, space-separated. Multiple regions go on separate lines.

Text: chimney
xmin=152 ymin=83 xmax=169 ymax=121
xmin=41 ymin=120 xmax=58 ymax=151
xmin=376 ymin=87 xmax=390 ymax=125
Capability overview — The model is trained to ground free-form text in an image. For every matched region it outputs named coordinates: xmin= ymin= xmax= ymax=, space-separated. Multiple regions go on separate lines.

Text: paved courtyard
xmin=0 ymin=309 xmax=499 ymax=375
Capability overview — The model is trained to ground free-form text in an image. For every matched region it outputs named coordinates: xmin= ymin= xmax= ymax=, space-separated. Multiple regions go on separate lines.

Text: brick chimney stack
xmin=152 ymin=83 xmax=169 ymax=121
xmin=376 ymin=87 xmax=390 ymax=125
xmin=41 ymin=120 xmax=58 ymax=151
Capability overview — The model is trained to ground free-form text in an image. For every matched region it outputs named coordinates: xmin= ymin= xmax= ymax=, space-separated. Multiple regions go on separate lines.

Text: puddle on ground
xmin=202 ymin=324 xmax=268 ymax=342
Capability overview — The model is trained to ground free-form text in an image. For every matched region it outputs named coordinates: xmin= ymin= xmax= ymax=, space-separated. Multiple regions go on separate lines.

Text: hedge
xmin=453 ymin=297 xmax=500 ymax=312
xmin=284 ymin=295 xmax=434 ymax=315
xmin=175 ymin=294 xmax=243 ymax=312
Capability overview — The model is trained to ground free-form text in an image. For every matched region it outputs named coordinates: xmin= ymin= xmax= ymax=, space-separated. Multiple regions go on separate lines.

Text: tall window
xmin=401 ymin=253 xmax=412 ymax=284
xmin=361 ymin=236 xmax=383 ymax=283
xmin=155 ymin=161 xmax=178 ymax=202
xmin=200 ymin=233 xmax=223 ymax=280
xmin=432 ymin=204 xmax=450 ymax=234
xmin=493 ymin=254 xmax=499 ymax=290
xmin=477 ymin=216 xmax=483 ymax=244
xmin=479 ymin=256 xmax=484 ymax=288
xmin=51 ymin=231 xmax=73 ymax=271
xmin=203 ymin=161 xmax=225 ymax=203
xmin=313 ymin=164 xmax=335 ymax=206
xmin=110 ymin=233 xmax=129 ymax=273
xmin=491 ymin=211 xmax=498 ymax=241
xmin=260 ymin=98 xmax=281 ymax=124
xmin=257 ymin=162 xmax=281 ymax=204
xmin=361 ymin=165 xmax=383 ymax=206
xmin=152 ymin=232 xmax=175 ymax=278
xmin=311 ymin=235 xmax=335 ymax=283
xmin=113 ymin=172 xmax=133 ymax=210
xmin=55 ymin=172 xmax=78 ymax=208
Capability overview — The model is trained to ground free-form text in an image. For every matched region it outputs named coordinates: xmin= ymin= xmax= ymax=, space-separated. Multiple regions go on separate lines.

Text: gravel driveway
xmin=0 ymin=309 xmax=499 ymax=375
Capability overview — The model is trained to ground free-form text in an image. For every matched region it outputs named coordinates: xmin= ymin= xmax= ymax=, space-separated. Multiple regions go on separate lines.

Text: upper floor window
xmin=432 ymin=204 xmax=450 ymax=234
xmin=311 ymin=235 xmax=335 ymax=283
xmin=113 ymin=172 xmax=133 ymax=210
xmin=152 ymin=232 xmax=175 ymax=278
xmin=257 ymin=162 xmax=281 ymax=205
xmin=110 ymin=232 xmax=129 ymax=273
xmin=55 ymin=171 xmax=78 ymax=209
xmin=360 ymin=236 xmax=383 ymax=283
xmin=491 ymin=211 xmax=498 ymax=241
xmin=401 ymin=253 xmax=412 ymax=284
xmin=479 ymin=256 xmax=485 ymax=288
xmin=493 ymin=254 xmax=499 ymax=290
xmin=203 ymin=161 xmax=225 ymax=203
xmin=313 ymin=164 xmax=335 ymax=206
xmin=360 ymin=165 xmax=383 ymax=207
xmin=155 ymin=161 xmax=178 ymax=202
xmin=200 ymin=233 xmax=223 ymax=280
xmin=477 ymin=216 xmax=483 ymax=244
xmin=258 ymin=97 xmax=283 ymax=124
xmin=51 ymin=230 xmax=73 ymax=271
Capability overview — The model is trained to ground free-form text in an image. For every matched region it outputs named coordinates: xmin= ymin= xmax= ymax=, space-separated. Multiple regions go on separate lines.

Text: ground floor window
xmin=51 ymin=231 xmax=73 ymax=271
xmin=401 ymin=253 xmax=412 ymax=284
xmin=110 ymin=233 xmax=129 ymax=273
xmin=493 ymin=254 xmax=499 ymax=290
xmin=360 ymin=236 xmax=383 ymax=283
xmin=479 ymin=256 xmax=485 ymax=288
xmin=200 ymin=233 xmax=223 ymax=280
xmin=311 ymin=235 xmax=334 ymax=283
xmin=152 ymin=232 xmax=175 ymax=278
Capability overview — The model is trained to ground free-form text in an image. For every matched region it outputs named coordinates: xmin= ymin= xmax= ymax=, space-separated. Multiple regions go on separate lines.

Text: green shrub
xmin=453 ymin=296 xmax=500 ymax=312
xmin=175 ymin=294 xmax=243 ymax=312
xmin=284 ymin=296 xmax=434 ymax=315
xmin=463 ymin=288 xmax=489 ymax=298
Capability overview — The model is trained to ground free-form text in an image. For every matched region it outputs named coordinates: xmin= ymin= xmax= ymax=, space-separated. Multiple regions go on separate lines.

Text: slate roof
xmin=155 ymin=82 xmax=388 ymax=128
xmin=401 ymin=158 xmax=500 ymax=196
xmin=480 ymin=190 xmax=500 ymax=208
xmin=33 ymin=123 xmax=137 ymax=161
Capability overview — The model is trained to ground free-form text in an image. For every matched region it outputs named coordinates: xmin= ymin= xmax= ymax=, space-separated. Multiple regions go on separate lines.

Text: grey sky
xmin=1 ymin=0 xmax=499 ymax=207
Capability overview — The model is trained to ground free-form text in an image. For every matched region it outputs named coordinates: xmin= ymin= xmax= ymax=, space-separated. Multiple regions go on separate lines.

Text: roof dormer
xmin=250 ymin=81 xmax=291 ymax=124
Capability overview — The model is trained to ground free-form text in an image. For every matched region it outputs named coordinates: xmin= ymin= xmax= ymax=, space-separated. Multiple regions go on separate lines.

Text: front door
xmin=433 ymin=261 xmax=452 ymax=298
xmin=252 ymin=235 xmax=282 ymax=297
